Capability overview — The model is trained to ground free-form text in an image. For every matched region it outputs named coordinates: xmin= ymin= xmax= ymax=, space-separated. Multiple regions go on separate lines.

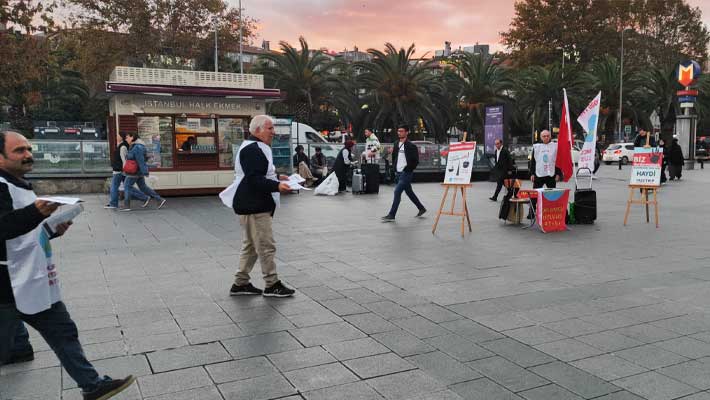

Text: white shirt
xmin=495 ymin=148 xmax=501 ymax=163
xmin=396 ymin=143 xmax=407 ymax=172
xmin=533 ymin=142 xmax=558 ymax=177
xmin=343 ymin=148 xmax=352 ymax=165
xmin=219 ymin=140 xmax=280 ymax=209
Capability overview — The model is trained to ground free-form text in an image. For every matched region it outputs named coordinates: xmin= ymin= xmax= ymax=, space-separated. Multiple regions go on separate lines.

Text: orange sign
xmin=677 ymin=61 xmax=701 ymax=87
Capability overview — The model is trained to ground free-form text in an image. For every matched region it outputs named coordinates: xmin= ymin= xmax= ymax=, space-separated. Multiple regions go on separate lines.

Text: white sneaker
xmin=157 ymin=199 xmax=166 ymax=209
xmin=104 ymin=204 xmax=117 ymax=209
xmin=142 ymin=198 xmax=151 ymax=208
xmin=119 ymin=208 xmax=132 ymax=212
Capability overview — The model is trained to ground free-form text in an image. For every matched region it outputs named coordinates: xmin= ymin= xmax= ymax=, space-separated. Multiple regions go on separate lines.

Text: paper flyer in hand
xmin=37 ymin=196 xmax=84 ymax=205
xmin=43 ymin=204 xmax=84 ymax=239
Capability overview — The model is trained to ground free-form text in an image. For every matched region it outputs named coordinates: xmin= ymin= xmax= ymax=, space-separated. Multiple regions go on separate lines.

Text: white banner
xmin=577 ymin=92 xmax=601 ymax=172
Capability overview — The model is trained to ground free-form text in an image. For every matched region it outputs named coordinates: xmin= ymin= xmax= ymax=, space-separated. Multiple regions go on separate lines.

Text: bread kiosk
xmin=106 ymin=67 xmax=281 ymax=194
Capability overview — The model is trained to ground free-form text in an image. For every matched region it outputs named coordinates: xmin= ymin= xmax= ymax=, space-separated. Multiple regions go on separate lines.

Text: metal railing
xmin=109 ymin=67 xmax=264 ymax=89
xmin=28 ymin=140 xmax=111 ymax=175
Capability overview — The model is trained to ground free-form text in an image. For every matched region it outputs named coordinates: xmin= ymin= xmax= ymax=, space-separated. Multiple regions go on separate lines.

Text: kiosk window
xmin=175 ymin=117 xmax=216 ymax=154
xmin=136 ymin=116 xmax=173 ymax=168
xmin=218 ymin=118 xmax=248 ymax=167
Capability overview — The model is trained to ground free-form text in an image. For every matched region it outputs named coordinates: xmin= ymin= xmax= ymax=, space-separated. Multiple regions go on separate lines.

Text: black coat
xmin=634 ymin=134 xmax=656 ymax=148
xmin=232 ymin=140 xmax=280 ymax=215
xmin=670 ymin=143 xmax=685 ymax=166
xmin=391 ymin=140 xmax=419 ymax=173
xmin=333 ymin=147 xmax=353 ymax=175
xmin=293 ymin=152 xmax=310 ymax=168
xmin=492 ymin=147 xmax=514 ymax=179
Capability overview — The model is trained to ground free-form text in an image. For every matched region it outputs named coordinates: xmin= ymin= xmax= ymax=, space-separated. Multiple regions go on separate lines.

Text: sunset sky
xmin=240 ymin=0 xmax=710 ymax=55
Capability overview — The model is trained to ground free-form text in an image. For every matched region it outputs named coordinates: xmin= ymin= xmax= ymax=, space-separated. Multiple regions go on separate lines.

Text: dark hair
xmin=0 ymin=131 xmax=6 ymax=156
xmin=295 ymin=145 xmax=304 ymax=152
xmin=126 ymin=132 xmax=139 ymax=139
xmin=397 ymin=124 xmax=410 ymax=132
xmin=314 ymin=146 xmax=321 ymax=152
xmin=118 ymin=131 xmax=127 ymax=140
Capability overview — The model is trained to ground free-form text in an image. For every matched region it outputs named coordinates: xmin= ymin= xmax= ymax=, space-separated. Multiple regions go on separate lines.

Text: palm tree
xmin=253 ymin=37 xmax=336 ymax=124
xmin=449 ymin=53 xmax=513 ymax=142
xmin=635 ymin=61 xmax=683 ymax=138
xmin=356 ymin=43 xmax=447 ymax=141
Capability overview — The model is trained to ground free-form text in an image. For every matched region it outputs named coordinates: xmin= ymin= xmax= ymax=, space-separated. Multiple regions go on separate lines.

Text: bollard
xmin=618 ymin=158 xmax=622 ymax=170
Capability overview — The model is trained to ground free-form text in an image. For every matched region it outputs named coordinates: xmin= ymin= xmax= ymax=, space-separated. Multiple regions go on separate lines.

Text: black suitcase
xmin=574 ymin=168 xmax=596 ymax=224
xmin=361 ymin=163 xmax=380 ymax=194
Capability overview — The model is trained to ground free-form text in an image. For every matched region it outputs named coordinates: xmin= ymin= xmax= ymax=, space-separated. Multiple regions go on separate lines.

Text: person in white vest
xmin=0 ymin=131 xmax=135 ymax=400
xmin=529 ymin=130 xmax=564 ymax=218
xmin=219 ymin=115 xmax=295 ymax=297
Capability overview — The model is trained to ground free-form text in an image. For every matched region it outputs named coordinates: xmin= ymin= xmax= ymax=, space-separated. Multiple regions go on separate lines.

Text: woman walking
xmin=121 ymin=132 xmax=166 ymax=211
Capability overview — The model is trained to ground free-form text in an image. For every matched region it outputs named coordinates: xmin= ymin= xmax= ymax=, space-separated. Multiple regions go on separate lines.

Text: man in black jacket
xmin=634 ymin=129 xmax=656 ymax=148
xmin=0 ymin=131 xmax=135 ymax=400
xmin=382 ymin=125 xmax=426 ymax=221
xmin=229 ymin=116 xmax=295 ymax=297
xmin=489 ymin=139 xmax=514 ymax=201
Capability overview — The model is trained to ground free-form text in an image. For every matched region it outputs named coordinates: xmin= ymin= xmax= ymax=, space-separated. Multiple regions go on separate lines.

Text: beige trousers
xmin=235 ymin=212 xmax=278 ymax=287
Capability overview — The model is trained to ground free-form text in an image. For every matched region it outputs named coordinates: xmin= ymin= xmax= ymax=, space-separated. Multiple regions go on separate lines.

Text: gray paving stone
xmin=530 ymin=361 xmax=620 ymax=398
xmin=83 ymin=339 xmax=128 ymax=361
xmin=319 ymin=298 xmax=369 ymax=316
xmin=407 ymin=351 xmax=481 ymax=385
xmin=440 ymin=318 xmax=505 ymax=342
xmin=218 ymin=373 xmax=297 ymax=400
xmin=613 ymin=371 xmax=698 ymax=400
xmin=504 ymin=325 xmax=568 ymax=345
xmin=409 ymin=303 xmax=462 ymax=323
xmin=63 ymin=383 xmax=142 ymax=400
xmin=372 ymin=330 xmax=436 ymax=357
xmin=126 ymin=332 xmax=188 ymax=354
xmin=284 ymin=362 xmax=359 ymax=392
xmin=575 ymin=331 xmax=645 ymax=352
xmin=480 ymin=338 xmax=555 ymax=368
xmin=144 ymin=385 xmax=223 ymax=400
xmin=654 ymin=336 xmax=710 ymax=359
xmin=467 ymin=356 xmax=550 ymax=393
xmin=303 ymin=381 xmax=384 ymax=400
xmin=518 ymin=384 xmax=583 ymax=400
xmin=615 ymin=323 xmax=683 ymax=343
xmin=340 ymin=287 xmax=386 ymax=304
xmin=0 ymin=366 xmax=61 ymax=399
xmin=592 ymin=392 xmax=646 ymax=400
xmin=366 ymin=370 xmax=447 ymax=400
xmin=534 ymin=338 xmax=606 ymax=362
xmin=205 ymin=357 xmax=279 ymax=384
xmin=238 ymin=315 xmax=297 ymax=334
xmin=677 ymin=392 xmax=710 ymax=400
xmin=299 ymin=286 xmax=344 ymax=301
xmin=425 ymin=334 xmax=494 ymax=362
xmin=345 ymin=353 xmax=415 ymax=379
xmin=289 ymin=321 xmax=366 ymax=346
xmin=392 ymin=316 xmax=450 ymax=338
xmin=62 ymin=354 xmax=152 ymax=389
xmin=0 ymin=350 xmax=59 ymax=375
xmin=268 ymin=347 xmax=337 ymax=372
xmin=221 ymin=331 xmax=303 ymax=359
xmin=616 ymin=344 xmax=690 ymax=369
xmin=138 ymin=366 xmax=213 ymax=398
xmin=184 ymin=324 xmax=246 ymax=344
xmin=403 ymin=390 xmax=465 ymax=400
xmin=543 ymin=319 xmax=606 ymax=337
xmin=286 ymin=311 xmax=343 ymax=328
xmin=658 ymin=360 xmax=710 ymax=390
xmin=651 ymin=315 xmax=710 ymax=335
xmin=474 ymin=312 xmax=536 ymax=332
xmin=450 ymin=377 xmax=522 ymax=400
xmin=323 ymin=337 xmax=390 ymax=360
xmin=570 ymin=354 xmax=648 ymax=381
xmin=147 ymin=342 xmax=232 ymax=372
xmin=344 ymin=313 xmax=400 ymax=334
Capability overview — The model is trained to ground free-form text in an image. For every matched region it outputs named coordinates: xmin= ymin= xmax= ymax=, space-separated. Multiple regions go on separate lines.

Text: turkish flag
xmin=556 ymin=89 xmax=573 ymax=182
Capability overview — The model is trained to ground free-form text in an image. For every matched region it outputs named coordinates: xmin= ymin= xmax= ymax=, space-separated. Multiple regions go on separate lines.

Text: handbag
xmin=123 ymin=159 xmax=139 ymax=175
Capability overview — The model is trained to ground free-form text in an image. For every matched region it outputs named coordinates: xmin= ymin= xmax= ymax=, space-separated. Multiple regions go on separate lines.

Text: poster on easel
xmin=630 ymin=148 xmax=663 ymax=186
xmin=444 ymin=142 xmax=477 ymax=185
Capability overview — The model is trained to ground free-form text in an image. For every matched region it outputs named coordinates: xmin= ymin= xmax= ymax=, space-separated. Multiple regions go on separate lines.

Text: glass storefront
xmin=137 ymin=116 xmax=174 ymax=168
xmin=218 ymin=118 xmax=248 ymax=168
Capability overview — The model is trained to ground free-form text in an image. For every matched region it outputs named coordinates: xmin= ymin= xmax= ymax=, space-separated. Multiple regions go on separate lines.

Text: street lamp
xmin=212 ymin=16 xmax=219 ymax=73
xmin=618 ymin=28 xmax=633 ymax=142
xmin=238 ymin=0 xmax=243 ymax=74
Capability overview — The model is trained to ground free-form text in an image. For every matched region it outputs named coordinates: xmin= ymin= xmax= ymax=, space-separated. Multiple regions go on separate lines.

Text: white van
xmin=272 ymin=119 xmax=342 ymax=164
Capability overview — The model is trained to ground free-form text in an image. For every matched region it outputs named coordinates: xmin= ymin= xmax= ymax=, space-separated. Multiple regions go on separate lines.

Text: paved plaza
xmin=3 ymin=165 xmax=710 ymax=400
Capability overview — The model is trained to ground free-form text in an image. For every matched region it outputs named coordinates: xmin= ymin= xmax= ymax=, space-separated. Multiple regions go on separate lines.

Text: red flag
xmin=556 ymin=89 xmax=573 ymax=182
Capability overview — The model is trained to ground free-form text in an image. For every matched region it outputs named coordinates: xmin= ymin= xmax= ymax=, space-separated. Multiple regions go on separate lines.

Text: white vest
xmin=533 ymin=142 xmax=558 ymax=178
xmin=0 ymin=176 xmax=60 ymax=314
xmin=219 ymin=140 xmax=280 ymax=208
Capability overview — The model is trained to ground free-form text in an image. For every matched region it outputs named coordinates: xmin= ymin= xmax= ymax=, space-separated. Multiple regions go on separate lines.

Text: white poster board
xmin=444 ymin=142 xmax=476 ymax=184
xmin=630 ymin=147 xmax=663 ymax=186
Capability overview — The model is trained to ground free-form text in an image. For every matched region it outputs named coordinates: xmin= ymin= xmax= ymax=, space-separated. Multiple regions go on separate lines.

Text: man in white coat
xmin=0 ymin=131 xmax=135 ymax=400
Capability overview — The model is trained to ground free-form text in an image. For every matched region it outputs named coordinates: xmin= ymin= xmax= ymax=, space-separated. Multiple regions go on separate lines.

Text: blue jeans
xmin=387 ymin=171 xmax=425 ymax=217
xmin=124 ymin=176 xmax=163 ymax=208
xmin=0 ymin=302 xmax=104 ymax=392
xmin=108 ymin=173 xmax=147 ymax=207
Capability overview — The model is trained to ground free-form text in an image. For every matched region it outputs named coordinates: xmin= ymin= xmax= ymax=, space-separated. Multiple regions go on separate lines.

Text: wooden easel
xmin=432 ymin=183 xmax=473 ymax=237
xmin=623 ymin=135 xmax=660 ymax=228
xmin=623 ymin=185 xmax=659 ymax=228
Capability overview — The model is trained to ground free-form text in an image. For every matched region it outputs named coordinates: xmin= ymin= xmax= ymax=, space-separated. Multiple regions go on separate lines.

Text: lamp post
xmin=618 ymin=28 xmax=632 ymax=142
xmin=238 ymin=0 xmax=243 ymax=74
xmin=212 ymin=16 xmax=218 ymax=73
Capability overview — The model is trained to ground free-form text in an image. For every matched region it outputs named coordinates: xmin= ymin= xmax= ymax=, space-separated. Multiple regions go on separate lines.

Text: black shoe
xmin=229 ymin=283 xmax=263 ymax=296
xmin=5 ymin=349 xmax=34 ymax=365
xmin=263 ymin=281 xmax=295 ymax=297
xmin=489 ymin=197 xmax=497 ymax=202
xmin=416 ymin=208 xmax=427 ymax=217
xmin=82 ymin=375 xmax=136 ymax=400
xmin=381 ymin=215 xmax=395 ymax=222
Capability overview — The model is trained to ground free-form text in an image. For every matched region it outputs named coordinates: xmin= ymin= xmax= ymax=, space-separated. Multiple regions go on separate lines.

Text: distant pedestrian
xmin=489 ymin=139 xmax=514 ymax=201
xmin=382 ymin=125 xmax=426 ymax=222
xmin=0 ymin=131 xmax=136 ymax=400
xmin=310 ymin=147 xmax=327 ymax=182
xmin=293 ymin=145 xmax=315 ymax=187
xmin=121 ymin=132 xmax=166 ymax=211
xmin=221 ymin=115 xmax=295 ymax=297
xmin=669 ymin=138 xmax=684 ymax=180
xmin=334 ymin=140 xmax=355 ymax=193
xmin=363 ymin=129 xmax=381 ymax=163
xmin=659 ymin=139 xmax=668 ymax=184
xmin=105 ymin=131 xmax=148 ymax=209
xmin=634 ymin=129 xmax=656 ymax=148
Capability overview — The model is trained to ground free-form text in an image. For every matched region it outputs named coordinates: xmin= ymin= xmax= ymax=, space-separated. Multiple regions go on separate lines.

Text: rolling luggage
xmin=574 ymin=168 xmax=596 ymax=224
xmin=361 ymin=163 xmax=380 ymax=194
xmin=352 ymin=169 xmax=366 ymax=194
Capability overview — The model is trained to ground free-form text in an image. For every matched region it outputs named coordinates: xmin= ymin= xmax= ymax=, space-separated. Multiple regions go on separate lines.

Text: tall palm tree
xmin=449 ymin=53 xmax=513 ymax=142
xmin=253 ymin=37 xmax=336 ymax=124
xmin=635 ymin=61 xmax=683 ymax=137
xmin=356 ymin=43 xmax=447 ymax=141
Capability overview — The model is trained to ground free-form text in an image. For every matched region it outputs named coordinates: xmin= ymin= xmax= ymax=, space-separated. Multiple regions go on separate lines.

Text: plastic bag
xmin=314 ymin=173 xmax=339 ymax=196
